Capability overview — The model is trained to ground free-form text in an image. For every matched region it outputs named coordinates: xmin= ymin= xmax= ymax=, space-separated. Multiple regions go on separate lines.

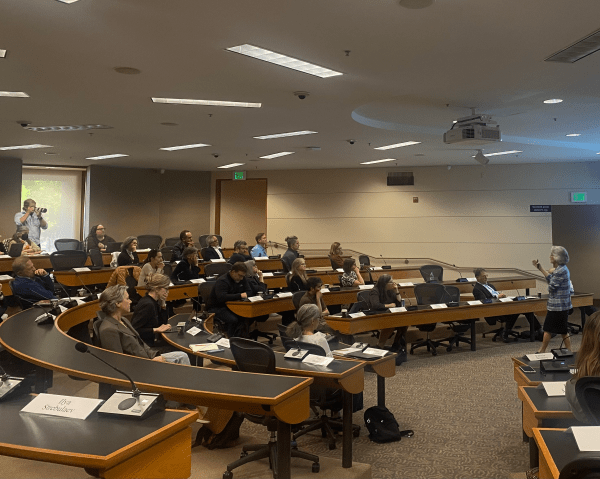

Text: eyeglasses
xmin=97 ymin=227 xmax=105 ymax=230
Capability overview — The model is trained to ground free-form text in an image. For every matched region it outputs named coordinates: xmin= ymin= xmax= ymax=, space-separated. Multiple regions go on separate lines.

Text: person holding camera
xmin=14 ymin=199 xmax=47 ymax=247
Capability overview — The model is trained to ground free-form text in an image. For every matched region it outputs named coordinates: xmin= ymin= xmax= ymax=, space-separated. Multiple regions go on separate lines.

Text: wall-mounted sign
xmin=233 ymin=171 xmax=246 ymax=180
xmin=570 ymin=192 xmax=587 ymax=203
xmin=530 ymin=205 xmax=551 ymax=212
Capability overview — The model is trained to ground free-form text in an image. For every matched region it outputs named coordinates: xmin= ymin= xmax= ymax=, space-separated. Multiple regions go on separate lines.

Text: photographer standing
xmin=14 ymin=199 xmax=47 ymax=247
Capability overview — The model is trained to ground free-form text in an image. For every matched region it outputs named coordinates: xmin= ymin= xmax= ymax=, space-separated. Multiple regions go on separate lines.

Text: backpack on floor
xmin=364 ymin=406 xmax=414 ymax=443
xmin=194 ymin=411 xmax=244 ymax=449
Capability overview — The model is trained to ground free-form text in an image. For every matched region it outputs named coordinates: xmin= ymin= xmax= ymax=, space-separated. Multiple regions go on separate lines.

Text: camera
xmin=293 ymin=91 xmax=309 ymax=100
xmin=20 ymin=122 xmax=31 ymax=128
xmin=212 ymin=153 xmax=219 ymax=158
xmin=35 ymin=207 xmax=47 ymax=214
xmin=347 ymin=139 xmax=355 ymax=145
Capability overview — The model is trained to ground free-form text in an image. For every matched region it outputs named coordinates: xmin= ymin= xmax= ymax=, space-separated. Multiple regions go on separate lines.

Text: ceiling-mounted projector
xmin=443 ymin=112 xmax=501 ymax=145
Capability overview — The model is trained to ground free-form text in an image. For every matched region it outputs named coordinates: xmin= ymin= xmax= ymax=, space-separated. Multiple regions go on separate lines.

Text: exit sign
xmin=570 ymin=192 xmax=587 ymax=203
xmin=233 ymin=171 xmax=246 ymax=180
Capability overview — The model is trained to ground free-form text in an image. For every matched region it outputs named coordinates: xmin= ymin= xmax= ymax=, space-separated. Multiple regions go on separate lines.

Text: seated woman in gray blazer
xmin=97 ymin=285 xmax=189 ymax=365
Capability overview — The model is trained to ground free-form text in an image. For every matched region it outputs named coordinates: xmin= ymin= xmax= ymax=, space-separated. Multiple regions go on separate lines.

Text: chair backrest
xmin=329 ymin=257 xmax=339 ymax=270
xmin=348 ymin=300 xmax=368 ymax=314
xmin=160 ymin=246 xmax=173 ymax=263
xmin=357 ymin=290 xmax=371 ymax=308
xmin=136 ymin=235 xmax=162 ymax=250
xmin=575 ymin=376 xmax=600 ymax=425
xmin=292 ymin=291 xmax=306 ymax=310
xmin=444 ymin=285 xmax=460 ymax=303
xmin=105 ymin=241 xmax=122 ymax=253
xmin=295 ymin=340 xmax=327 ymax=357
xmin=8 ymin=243 xmax=24 ymax=257
xmin=285 ymin=272 xmax=292 ymax=288
xmin=414 ymin=283 xmax=446 ymax=305
xmin=229 ymin=337 xmax=276 ymax=374
xmin=164 ymin=237 xmax=179 ymax=247
xmin=198 ymin=281 xmax=216 ymax=304
xmin=204 ymin=262 xmax=232 ymax=277
xmin=49 ymin=250 xmax=88 ymax=271
xmin=277 ymin=323 xmax=295 ymax=351
xmin=92 ymin=318 xmax=103 ymax=347
xmin=8 ymin=280 xmax=29 ymax=310
xmin=559 ymin=458 xmax=600 ymax=479
xmin=89 ymin=249 xmax=104 ymax=267
xmin=358 ymin=254 xmax=371 ymax=266
xmin=54 ymin=238 xmax=83 ymax=251
xmin=199 ymin=234 xmax=223 ymax=248
xmin=162 ymin=263 xmax=173 ymax=278
xmin=420 ymin=264 xmax=443 ymax=283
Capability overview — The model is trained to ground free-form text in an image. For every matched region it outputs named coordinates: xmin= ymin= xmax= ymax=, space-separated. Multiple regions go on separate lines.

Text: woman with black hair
xmin=117 ymin=236 xmax=139 ymax=266
xmin=85 ymin=224 xmax=115 ymax=252
xmin=369 ymin=274 xmax=408 ymax=356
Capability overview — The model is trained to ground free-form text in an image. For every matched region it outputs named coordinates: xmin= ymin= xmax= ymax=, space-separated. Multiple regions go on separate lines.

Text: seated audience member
xmin=288 ymin=257 xmax=308 ymax=291
xmin=131 ymin=273 xmax=171 ymax=347
xmin=138 ymin=249 xmax=165 ymax=286
xmin=171 ymin=247 xmax=200 ymax=282
xmin=206 ymin=262 xmax=252 ymax=338
xmin=472 ymin=267 xmax=542 ymax=342
xmin=11 ymin=256 xmax=57 ymax=306
xmin=10 ymin=226 xmax=41 ymax=255
xmin=329 ymin=242 xmax=344 ymax=269
xmin=202 ymin=235 xmax=224 ymax=261
xmin=281 ymin=235 xmax=300 ymax=273
xmin=96 ymin=285 xmax=189 ymax=364
xmin=85 ymin=224 xmax=115 ymax=252
xmin=565 ymin=311 xmax=600 ymax=423
xmin=299 ymin=277 xmax=329 ymax=317
xmin=228 ymin=240 xmax=252 ymax=264
xmin=0 ymin=240 xmax=5 ymax=255
xmin=172 ymin=230 xmax=194 ymax=262
xmin=286 ymin=304 xmax=332 ymax=357
xmin=369 ymin=274 xmax=407 ymax=353
xmin=117 ymin=236 xmax=139 ymax=266
xmin=244 ymin=259 xmax=267 ymax=296
xmin=340 ymin=258 xmax=365 ymax=287
xmin=251 ymin=232 xmax=268 ymax=258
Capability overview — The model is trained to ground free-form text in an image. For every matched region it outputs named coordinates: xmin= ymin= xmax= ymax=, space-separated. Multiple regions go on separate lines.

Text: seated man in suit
xmin=250 ymin=232 xmax=268 ymax=258
xmin=206 ymin=262 xmax=252 ymax=338
xmin=281 ymin=235 xmax=300 ymax=273
xmin=11 ymin=256 xmax=56 ymax=307
xmin=228 ymin=240 xmax=252 ymax=264
xmin=172 ymin=229 xmax=194 ymax=262
xmin=473 ymin=268 xmax=542 ymax=342
xmin=201 ymin=235 xmax=224 ymax=261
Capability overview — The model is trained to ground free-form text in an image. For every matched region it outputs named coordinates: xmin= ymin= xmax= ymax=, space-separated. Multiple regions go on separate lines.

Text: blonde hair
xmin=290 ymin=257 xmax=308 ymax=283
xmin=144 ymin=273 xmax=170 ymax=292
xmin=574 ymin=311 xmax=600 ymax=379
xmin=329 ymin=242 xmax=341 ymax=256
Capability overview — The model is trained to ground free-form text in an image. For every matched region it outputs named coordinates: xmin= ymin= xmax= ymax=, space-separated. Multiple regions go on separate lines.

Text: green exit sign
xmin=233 ymin=171 xmax=246 ymax=180
xmin=570 ymin=192 xmax=587 ymax=203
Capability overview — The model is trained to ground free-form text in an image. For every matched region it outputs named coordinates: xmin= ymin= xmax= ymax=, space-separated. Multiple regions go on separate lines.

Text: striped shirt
xmin=546 ymin=264 xmax=571 ymax=311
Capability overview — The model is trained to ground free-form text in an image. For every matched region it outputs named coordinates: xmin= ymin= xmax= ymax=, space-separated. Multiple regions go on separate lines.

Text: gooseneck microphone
xmin=183 ymin=292 xmax=203 ymax=321
xmin=380 ymin=255 xmax=391 ymax=269
xmin=72 ymin=271 xmax=98 ymax=302
xmin=54 ymin=280 xmax=80 ymax=308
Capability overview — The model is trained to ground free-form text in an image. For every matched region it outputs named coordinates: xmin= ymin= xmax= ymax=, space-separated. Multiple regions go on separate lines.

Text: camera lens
xmin=39 ymin=208 xmax=47 ymax=213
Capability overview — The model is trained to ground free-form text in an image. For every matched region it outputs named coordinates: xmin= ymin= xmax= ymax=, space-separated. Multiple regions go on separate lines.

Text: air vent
xmin=545 ymin=27 xmax=600 ymax=63
xmin=387 ymin=172 xmax=414 ymax=186
xmin=25 ymin=124 xmax=113 ymax=132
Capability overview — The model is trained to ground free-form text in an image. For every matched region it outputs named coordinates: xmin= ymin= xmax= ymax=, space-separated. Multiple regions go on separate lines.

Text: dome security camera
xmin=293 ymin=91 xmax=309 ymax=100
xmin=347 ymin=139 xmax=355 ymax=145
xmin=212 ymin=153 xmax=219 ymax=158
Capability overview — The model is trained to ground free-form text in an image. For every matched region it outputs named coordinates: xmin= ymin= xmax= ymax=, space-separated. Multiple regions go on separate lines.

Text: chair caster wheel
xmin=409 ymin=350 xmax=414 ymax=355
xmin=328 ymin=442 xmax=336 ymax=450
xmin=432 ymin=350 xmax=437 ymax=356
xmin=312 ymin=462 xmax=320 ymax=473
xmin=353 ymin=428 xmax=360 ymax=437
xmin=492 ymin=337 xmax=497 ymax=342
xmin=240 ymin=451 xmax=248 ymax=458
xmin=223 ymin=471 xmax=233 ymax=479
xmin=446 ymin=347 xmax=452 ymax=352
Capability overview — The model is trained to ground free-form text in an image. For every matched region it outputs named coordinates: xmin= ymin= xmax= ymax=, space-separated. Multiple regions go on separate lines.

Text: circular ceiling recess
xmin=399 ymin=0 xmax=435 ymax=9
xmin=160 ymin=122 xmax=178 ymax=126
xmin=113 ymin=67 xmax=141 ymax=74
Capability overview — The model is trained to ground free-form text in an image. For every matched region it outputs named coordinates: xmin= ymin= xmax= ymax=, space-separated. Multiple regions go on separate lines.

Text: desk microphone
xmin=551 ymin=334 xmax=574 ymax=358
xmin=454 ymin=265 xmax=468 ymax=282
xmin=25 ymin=289 xmax=60 ymax=323
xmin=439 ymin=286 xmax=459 ymax=307
xmin=54 ymin=280 xmax=80 ymax=308
xmin=73 ymin=271 xmax=97 ymax=302
xmin=0 ymin=365 xmax=24 ymax=400
xmin=511 ymin=281 xmax=526 ymax=301
xmin=380 ymin=255 xmax=391 ymax=270
xmin=183 ymin=292 xmax=203 ymax=322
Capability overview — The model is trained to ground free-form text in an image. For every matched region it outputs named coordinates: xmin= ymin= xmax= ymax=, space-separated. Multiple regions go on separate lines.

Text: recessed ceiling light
xmin=226 ymin=44 xmax=343 ymax=79
xmin=217 ymin=163 xmax=245 ymax=169
xmin=254 ymin=130 xmax=317 ymax=140
xmin=44 ymin=152 xmax=58 ymax=156
xmin=86 ymin=154 xmax=129 ymax=160
xmin=543 ymin=98 xmax=563 ymax=104
xmin=374 ymin=141 xmax=421 ymax=150
xmin=566 ymin=134 xmax=581 ymax=137
xmin=152 ymin=97 xmax=261 ymax=108
xmin=160 ymin=122 xmax=178 ymax=126
xmin=259 ymin=151 xmax=295 ymax=159
xmin=159 ymin=143 xmax=210 ymax=151
xmin=25 ymin=124 xmax=112 ymax=132
xmin=360 ymin=158 xmax=396 ymax=165
xmin=0 ymin=49 xmax=6 ymax=58
xmin=56 ymin=0 xmax=80 ymax=3
xmin=471 ymin=150 xmax=522 ymax=157
xmin=113 ymin=67 xmax=141 ymax=75
xmin=0 ymin=144 xmax=51 ymax=151
xmin=0 ymin=91 xmax=29 ymax=98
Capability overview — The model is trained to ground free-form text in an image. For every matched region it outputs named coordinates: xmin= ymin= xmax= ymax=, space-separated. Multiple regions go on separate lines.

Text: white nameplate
xmin=72 ymin=267 xmax=91 ymax=272
xmin=277 ymin=292 xmax=293 ymax=298
xmin=499 ymin=297 xmax=513 ymax=302
xmin=189 ymin=278 xmax=206 ymax=284
xmin=136 ymin=248 xmax=151 ymax=253
xmin=571 ymin=426 xmax=600 ymax=451
xmin=0 ymin=274 xmax=14 ymax=280
xmin=303 ymin=354 xmax=334 ymax=367
xmin=336 ymin=268 xmax=344 ymax=273
xmin=248 ymin=295 xmax=264 ymax=302
xmin=21 ymin=393 xmax=102 ymax=420
xmin=526 ymin=353 xmax=554 ymax=361
xmin=186 ymin=326 xmax=202 ymax=336
xmin=542 ymin=381 xmax=566 ymax=397
xmin=262 ymin=272 xmax=274 ymax=277
xmin=372 ymin=266 xmax=383 ymax=271
xmin=0 ymin=256 xmax=11 ymax=260
xmin=349 ymin=312 xmax=366 ymax=318
xmin=389 ymin=307 xmax=407 ymax=313
xmin=468 ymin=300 xmax=482 ymax=305
xmin=466 ymin=277 xmax=477 ymax=282
xmin=190 ymin=343 xmax=222 ymax=353
xmin=211 ymin=258 xmax=226 ymax=263
xmin=363 ymin=347 xmax=389 ymax=357
xmin=216 ymin=338 xmax=230 ymax=348
xmin=398 ymin=282 xmax=413 ymax=287
xmin=430 ymin=303 xmax=448 ymax=309
xmin=358 ymin=284 xmax=374 ymax=290
xmin=335 ymin=347 xmax=363 ymax=356
xmin=320 ymin=288 xmax=330 ymax=293
xmin=255 ymin=256 xmax=269 ymax=261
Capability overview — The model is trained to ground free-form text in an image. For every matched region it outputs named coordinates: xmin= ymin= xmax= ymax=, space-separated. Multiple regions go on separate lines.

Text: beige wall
xmin=211 ymin=162 xmax=600 ymax=275
xmin=0 ymin=158 xmax=23 ymax=241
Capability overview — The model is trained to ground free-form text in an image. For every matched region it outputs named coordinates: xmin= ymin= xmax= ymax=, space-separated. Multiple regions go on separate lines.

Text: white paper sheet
xmin=430 ymin=303 xmax=448 ymax=309
xmin=389 ymin=307 xmax=407 ymax=313
xmin=467 ymin=300 xmax=482 ymax=305
xmin=542 ymin=381 xmax=566 ymax=396
xmin=571 ymin=426 xmax=600 ymax=451
xmin=526 ymin=353 xmax=554 ymax=361
xmin=248 ymin=296 xmax=264 ymax=302
xmin=303 ymin=355 xmax=334 ymax=367
xmin=349 ymin=312 xmax=366 ymax=318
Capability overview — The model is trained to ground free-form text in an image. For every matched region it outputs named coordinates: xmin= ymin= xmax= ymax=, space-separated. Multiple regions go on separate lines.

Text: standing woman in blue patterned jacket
xmin=532 ymin=246 xmax=572 ymax=353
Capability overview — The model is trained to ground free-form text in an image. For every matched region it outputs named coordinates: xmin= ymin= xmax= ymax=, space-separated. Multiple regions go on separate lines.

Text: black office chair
xmin=54 ymin=238 xmax=83 ymax=251
xmin=292 ymin=291 xmax=305 ymax=310
xmin=162 ymin=263 xmax=173 ymax=279
xmin=8 ymin=243 xmax=24 ymax=257
xmin=8 ymin=280 xmax=33 ymax=310
xmin=420 ymin=264 xmax=443 ymax=283
xmin=291 ymin=341 xmax=360 ymax=451
xmin=205 ymin=262 xmax=231 ymax=278
xmin=89 ymin=249 xmax=104 ymax=269
xmin=91 ymin=318 xmax=120 ymax=400
xmin=276 ymin=323 xmax=296 ymax=350
xmin=575 ymin=376 xmax=600 ymax=425
xmin=410 ymin=283 xmax=446 ymax=356
xmin=437 ymin=285 xmax=472 ymax=351
xmin=164 ymin=237 xmax=179 ymax=247
xmin=137 ymin=235 xmax=162 ymax=250
xmin=199 ymin=234 xmax=223 ymax=248
xmin=49 ymin=250 xmax=88 ymax=271
xmin=559 ymin=458 xmax=600 ymax=479
xmin=329 ymin=256 xmax=340 ymax=270
xmin=105 ymin=241 xmax=122 ymax=253
xmin=224 ymin=338 xmax=319 ymax=479
xmin=160 ymin=246 xmax=173 ymax=263
xmin=358 ymin=255 xmax=370 ymax=267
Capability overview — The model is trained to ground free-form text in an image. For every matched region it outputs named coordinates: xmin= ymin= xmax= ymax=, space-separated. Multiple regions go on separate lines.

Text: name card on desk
xmin=430 ymin=303 xmax=448 ymax=309
xmin=398 ymin=282 xmax=413 ymax=287
xmin=526 ymin=353 xmax=554 ymax=361
xmin=336 ymin=268 xmax=344 ymax=273
xmin=21 ymin=393 xmax=102 ymax=420
xmin=210 ymin=259 xmax=226 ymax=263
xmin=303 ymin=354 xmax=334 ymax=367
xmin=186 ymin=326 xmax=202 ymax=336
xmin=72 ymin=267 xmax=91 ymax=272
xmin=358 ymin=284 xmax=374 ymax=290
xmin=542 ymin=381 xmax=566 ymax=396
xmin=189 ymin=278 xmax=206 ymax=284
xmin=0 ymin=274 xmax=13 ymax=280
xmin=136 ymin=248 xmax=151 ymax=253
xmin=571 ymin=426 xmax=600 ymax=451
xmin=216 ymin=338 xmax=230 ymax=348
xmin=255 ymin=256 xmax=269 ymax=261
xmin=0 ymin=255 xmax=11 ymax=259
xmin=277 ymin=292 xmax=293 ymax=298
xmin=262 ymin=272 xmax=274 ymax=277
xmin=467 ymin=300 xmax=482 ymax=305
xmin=389 ymin=307 xmax=407 ymax=313
xmin=371 ymin=267 xmax=383 ymax=271
xmin=349 ymin=312 xmax=366 ymax=318
xmin=248 ymin=295 xmax=264 ymax=302
xmin=320 ymin=288 xmax=330 ymax=293
xmin=499 ymin=297 xmax=513 ymax=302
xmin=466 ymin=277 xmax=477 ymax=282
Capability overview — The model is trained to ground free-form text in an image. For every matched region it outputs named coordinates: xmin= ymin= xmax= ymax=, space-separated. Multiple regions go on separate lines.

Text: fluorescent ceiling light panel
xmin=86 ymin=154 xmax=129 ymax=160
xmin=259 ymin=151 xmax=295 ymax=159
xmin=254 ymin=130 xmax=317 ymax=140
xmin=543 ymin=98 xmax=563 ymax=104
xmin=152 ymin=97 xmax=261 ymax=108
xmin=0 ymin=50 xmax=6 ymax=58
xmin=0 ymin=91 xmax=29 ymax=97
xmin=566 ymin=134 xmax=581 ymax=137
xmin=226 ymin=44 xmax=343 ymax=79
xmin=545 ymin=27 xmax=600 ymax=63
xmin=374 ymin=141 xmax=421 ymax=150
xmin=160 ymin=143 xmax=210 ymax=151
xmin=0 ymin=144 xmax=51 ymax=151
xmin=56 ymin=0 xmax=80 ymax=3
xmin=471 ymin=150 xmax=522 ymax=157
xmin=360 ymin=158 xmax=396 ymax=165
xmin=26 ymin=124 xmax=112 ymax=132
xmin=217 ymin=163 xmax=245 ymax=169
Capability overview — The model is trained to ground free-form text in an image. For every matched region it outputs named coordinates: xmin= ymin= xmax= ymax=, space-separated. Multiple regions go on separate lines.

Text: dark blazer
xmin=130 ymin=294 xmax=168 ymax=346
xmin=12 ymin=275 xmax=56 ymax=307
xmin=247 ymin=275 xmax=268 ymax=296
xmin=97 ymin=313 xmax=157 ymax=359
xmin=368 ymin=287 xmax=399 ymax=311
xmin=85 ymin=235 xmax=116 ymax=252
xmin=171 ymin=258 xmax=200 ymax=282
xmin=228 ymin=253 xmax=251 ymax=264
xmin=472 ymin=282 xmax=498 ymax=300
xmin=207 ymin=273 xmax=252 ymax=310
xmin=117 ymin=250 xmax=139 ymax=266
xmin=281 ymin=249 xmax=299 ymax=273
xmin=288 ymin=274 xmax=308 ymax=292
xmin=202 ymin=247 xmax=224 ymax=261
xmin=171 ymin=241 xmax=186 ymax=262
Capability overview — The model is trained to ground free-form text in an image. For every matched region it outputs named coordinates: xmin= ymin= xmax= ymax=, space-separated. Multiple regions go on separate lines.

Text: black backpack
xmin=194 ymin=412 xmax=244 ymax=449
xmin=364 ymin=406 xmax=414 ymax=443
